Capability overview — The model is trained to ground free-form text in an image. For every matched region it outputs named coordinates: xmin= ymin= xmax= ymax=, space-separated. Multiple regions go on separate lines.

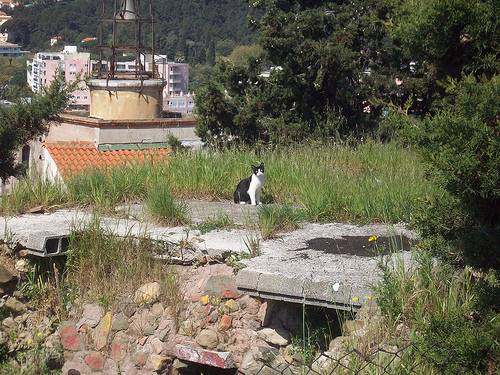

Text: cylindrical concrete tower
xmin=88 ymin=79 xmax=164 ymax=120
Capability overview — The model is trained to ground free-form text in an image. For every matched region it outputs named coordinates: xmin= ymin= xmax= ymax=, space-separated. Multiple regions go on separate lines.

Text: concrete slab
xmin=0 ymin=202 xmax=418 ymax=310
xmin=235 ymin=223 xmax=417 ymax=311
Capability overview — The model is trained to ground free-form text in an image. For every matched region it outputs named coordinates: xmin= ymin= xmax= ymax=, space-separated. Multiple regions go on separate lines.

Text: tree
xmin=195 ymin=0 xmax=405 ymax=145
xmin=400 ymin=74 xmax=500 ymax=270
xmin=0 ymin=76 xmax=73 ymax=180
xmin=387 ymin=0 xmax=500 ymax=113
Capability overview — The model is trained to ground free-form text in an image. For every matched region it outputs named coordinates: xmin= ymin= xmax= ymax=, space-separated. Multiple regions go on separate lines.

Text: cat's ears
xmin=251 ymin=162 xmax=264 ymax=171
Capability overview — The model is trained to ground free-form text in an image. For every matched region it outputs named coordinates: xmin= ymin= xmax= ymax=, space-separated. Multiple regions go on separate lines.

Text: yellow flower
xmin=353 ymin=297 xmax=358 ymax=301
xmin=27 ymin=340 xmax=31 ymax=345
xmin=368 ymin=236 xmax=379 ymax=242
xmin=366 ymin=296 xmax=371 ymax=300
xmin=37 ymin=332 xmax=42 ymax=336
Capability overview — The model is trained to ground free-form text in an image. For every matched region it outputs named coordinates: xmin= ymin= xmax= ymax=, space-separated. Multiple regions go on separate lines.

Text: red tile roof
xmin=45 ymin=141 xmax=170 ymax=180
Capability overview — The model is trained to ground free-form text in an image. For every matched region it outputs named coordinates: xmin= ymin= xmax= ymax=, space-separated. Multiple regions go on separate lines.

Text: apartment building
xmin=0 ymin=11 xmax=11 ymax=42
xmin=0 ymin=40 xmax=28 ymax=58
xmin=27 ymin=48 xmax=194 ymax=113
xmin=26 ymin=46 xmax=92 ymax=109
xmin=153 ymin=57 xmax=194 ymax=114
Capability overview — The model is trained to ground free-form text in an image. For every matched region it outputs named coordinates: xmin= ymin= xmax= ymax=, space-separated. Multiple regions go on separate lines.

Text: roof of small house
xmin=45 ymin=141 xmax=170 ymax=180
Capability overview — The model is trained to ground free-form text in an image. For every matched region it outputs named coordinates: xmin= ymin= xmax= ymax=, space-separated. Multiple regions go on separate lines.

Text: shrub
xmin=401 ymin=74 xmax=500 ymax=270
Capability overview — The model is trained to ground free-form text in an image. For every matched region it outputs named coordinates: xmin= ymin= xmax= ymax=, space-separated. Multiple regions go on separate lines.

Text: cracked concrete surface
xmin=0 ymin=201 xmax=418 ymax=311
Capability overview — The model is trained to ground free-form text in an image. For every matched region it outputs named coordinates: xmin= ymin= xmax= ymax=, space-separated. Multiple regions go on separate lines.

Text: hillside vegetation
xmin=2 ymin=0 xmax=257 ymax=64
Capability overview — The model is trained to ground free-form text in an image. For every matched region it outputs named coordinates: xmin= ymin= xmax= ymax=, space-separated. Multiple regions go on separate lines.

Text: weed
xmin=258 ymin=203 xmax=305 ymax=239
xmin=0 ymin=176 xmax=66 ymax=215
xmin=18 ymin=263 xmax=46 ymax=306
xmin=192 ymin=209 xmax=234 ymax=234
xmin=146 ymin=187 xmax=190 ymax=226
xmin=243 ymin=234 xmax=261 ymax=258
xmin=64 ymin=218 xmax=183 ymax=324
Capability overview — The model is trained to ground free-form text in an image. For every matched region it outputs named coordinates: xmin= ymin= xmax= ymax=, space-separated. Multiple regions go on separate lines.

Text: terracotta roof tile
xmin=45 ymin=142 xmax=170 ymax=180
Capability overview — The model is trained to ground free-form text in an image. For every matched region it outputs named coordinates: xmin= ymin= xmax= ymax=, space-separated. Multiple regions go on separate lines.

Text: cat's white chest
xmin=248 ymin=173 xmax=264 ymax=205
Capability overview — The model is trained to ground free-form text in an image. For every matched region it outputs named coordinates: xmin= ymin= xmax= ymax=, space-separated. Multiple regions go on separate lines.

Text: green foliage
xmin=4 ymin=0 xmax=257 ymax=67
xmin=401 ymin=74 xmax=500 ymax=270
xmin=0 ymin=76 xmax=73 ymax=180
xmin=389 ymin=0 xmax=500 ymax=80
xmin=194 ymin=0 xmax=412 ymax=145
xmin=375 ymin=249 xmax=500 ymax=373
xmin=65 ymin=218 xmax=183 ymax=314
xmin=191 ymin=210 xmax=234 ymax=234
xmin=146 ymin=187 xmax=190 ymax=226
xmin=258 ymin=203 xmax=305 ymax=239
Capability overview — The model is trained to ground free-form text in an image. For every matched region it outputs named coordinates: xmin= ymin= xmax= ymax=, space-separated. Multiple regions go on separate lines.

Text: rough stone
xmin=158 ymin=318 xmax=171 ymax=331
xmin=110 ymin=340 xmax=128 ymax=361
xmin=256 ymin=327 xmax=290 ymax=347
xmin=343 ymin=320 xmax=364 ymax=334
xmin=135 ymin=282 xmax=161 ymax=305
xmin=77 ymin=303 xmax=104 ymax=329
xmin=208 ymin=311 xmax=219 ymax=323
xmin=224 ymin=299 xmax=239 ymax=313
xmin=111 ymin=312 xmax=129 ymax=331
xmin=85 ymin=352 xmax=104 ymax=372
xmin=173 ymin=358 xmax=191 ymax=370
xmin=158 ymin=328 xmax=170 ymax=342
xmin=257 ymin=300 xmax=276 ymax=326
xmin=93 ymin=313 xmax=111 ymax=350
xmin=0 ymin=331 xmax=8 ymax=346
xmin=0 ymin=264 xmax=16 ymax=283
xmin=239 ymin=295 xmax=262 ymax=316
xmin=151 ymin=302 xmax=164 ymax=316
xmin=5 ymin=297 xmax=26 ymax=312
xmin=151 ymin=337 xmax=164 ymax=354
xmin=60 ymin=321 xmax=82 ymax=351
xmin=205 ymin=275 xmax=241 ymax=299
xmin=218 ymin=314 xmax=232 ymax=332
xmin=196 ymin=329 xmax=218 ymax=349
xmin=2 ymin=316 xmax=16 ymax=330
xmin=240 ymin=345 xmax=280 ymax=371
xmin=14 ymin=260 xmax=28 ymax=273
xmin=329 ymin=336 xmax=347 ymax=353
xmin=190 ymin=293 xmax=203 ymax=302
xmin=176 ymin=344 xmax=235 ymax=369
xmin=149 ymin=353 xmax=171 ymax=371
xmin=130 ymin=349 xmax=149 ymax=366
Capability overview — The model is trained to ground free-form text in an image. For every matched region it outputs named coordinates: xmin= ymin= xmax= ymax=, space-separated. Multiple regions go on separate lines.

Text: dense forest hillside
xmin=1 ymin=0 xmax=257 ymax=64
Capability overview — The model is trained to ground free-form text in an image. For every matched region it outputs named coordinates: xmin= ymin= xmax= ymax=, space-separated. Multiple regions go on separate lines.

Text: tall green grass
xmin=2 ymin=140 xmax=444 ymax=225
xmin=158 ymin=140 xmax=443 ymax=224
xmin=65 ymin=218 xmax=183 ymax=322
xmin=0 ymin=176 xmax=66 ymax=214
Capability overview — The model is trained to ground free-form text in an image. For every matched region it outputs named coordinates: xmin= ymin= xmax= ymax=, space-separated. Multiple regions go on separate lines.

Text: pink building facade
xmin=27 ymin=48 xmax=194 ymax=113
xmin=27 ymin=46 xmax=92 ymax=110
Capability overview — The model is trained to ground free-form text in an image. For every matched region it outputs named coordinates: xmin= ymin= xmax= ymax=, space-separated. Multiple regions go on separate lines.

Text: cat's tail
xmin=233 ymin=191 xmax=240 ymax=204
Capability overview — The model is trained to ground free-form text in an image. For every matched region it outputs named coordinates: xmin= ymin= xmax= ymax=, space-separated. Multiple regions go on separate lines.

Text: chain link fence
xmin=237 ymin=341 xmax=499 ymax=375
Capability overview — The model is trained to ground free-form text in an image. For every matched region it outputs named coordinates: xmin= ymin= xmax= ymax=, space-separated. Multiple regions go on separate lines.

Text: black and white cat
xmin=233 ymin=162 xmax=265 ymax=205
